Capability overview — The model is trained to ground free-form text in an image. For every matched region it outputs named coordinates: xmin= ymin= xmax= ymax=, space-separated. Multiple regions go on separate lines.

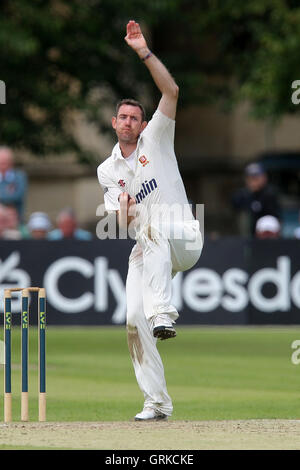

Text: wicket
xmin=3 ymin=287 xmax=46 ymax=423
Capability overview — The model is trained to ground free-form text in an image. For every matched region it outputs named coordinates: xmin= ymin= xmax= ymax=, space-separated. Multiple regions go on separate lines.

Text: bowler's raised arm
xmin=125 ymin=20 xmax=179 ymax=120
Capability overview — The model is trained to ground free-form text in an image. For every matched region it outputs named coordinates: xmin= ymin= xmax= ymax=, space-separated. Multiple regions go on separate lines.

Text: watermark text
xmin=0 ymin=80 xmax=6 ymax=104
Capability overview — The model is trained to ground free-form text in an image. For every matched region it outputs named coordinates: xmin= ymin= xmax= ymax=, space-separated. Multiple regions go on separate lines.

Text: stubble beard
xmin=118 ymin=130 xmax=139 ymax=146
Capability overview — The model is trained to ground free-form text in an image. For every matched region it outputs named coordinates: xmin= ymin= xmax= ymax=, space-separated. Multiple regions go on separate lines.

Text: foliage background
xmin=1 ymin=0 xmax=300 ymax=160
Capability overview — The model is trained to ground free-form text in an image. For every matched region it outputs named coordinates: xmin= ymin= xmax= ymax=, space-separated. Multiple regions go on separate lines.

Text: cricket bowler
xmin=97 ymin=20 xmax=203 ymax=421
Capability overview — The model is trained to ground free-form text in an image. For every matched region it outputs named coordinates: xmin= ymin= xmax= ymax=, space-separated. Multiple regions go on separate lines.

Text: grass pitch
xmin=0 ymin=326 xmax=300 ymax=449
xmin=1 ymin=325 xmax=299 ymax=422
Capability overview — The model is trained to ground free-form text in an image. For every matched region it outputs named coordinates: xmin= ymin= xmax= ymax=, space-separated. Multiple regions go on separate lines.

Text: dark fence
xmin=0 ymin=238 xmax=299 ymax=325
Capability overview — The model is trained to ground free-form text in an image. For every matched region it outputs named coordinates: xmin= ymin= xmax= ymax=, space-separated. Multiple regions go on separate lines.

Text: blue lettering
xmin=135 ymin=178 xmax=157 ymax=203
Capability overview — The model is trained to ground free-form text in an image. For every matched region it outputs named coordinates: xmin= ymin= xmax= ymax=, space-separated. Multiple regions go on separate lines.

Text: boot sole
xmin=153 ymin=326 xmax=176 ymax=340
xmin=134 ymin=414 xmax=168 ymax=422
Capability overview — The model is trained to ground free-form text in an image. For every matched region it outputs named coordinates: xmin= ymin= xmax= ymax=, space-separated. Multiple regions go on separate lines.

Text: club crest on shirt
xmin=139 ymin=155 xmax=149 ymax=167
xmin=118 ymin=179 xmax=126 ymax=187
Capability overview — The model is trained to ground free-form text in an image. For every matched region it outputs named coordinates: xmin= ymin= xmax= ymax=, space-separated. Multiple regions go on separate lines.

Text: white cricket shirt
xmin=97 ymin=108 xmax=194 ymax=232
xmin=124 ymin=150 xmax=136 ymax=171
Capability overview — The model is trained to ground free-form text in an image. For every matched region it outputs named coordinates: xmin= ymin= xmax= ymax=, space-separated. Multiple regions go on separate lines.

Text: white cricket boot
xmin=134 ymin=407 xmax=168 ymax=421
xmin=152 ymin=314 xmax=176 ymax=340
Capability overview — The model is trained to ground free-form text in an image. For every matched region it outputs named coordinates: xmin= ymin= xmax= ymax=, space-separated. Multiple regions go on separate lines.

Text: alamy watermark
xmin=291 ymin=340 xmax=300 ymax=365
xmin=0 ymin=80 xmax=6 ymax=104
xmin=96 ymin=202 xmax=204 ymax=251
xmin=291 ymin=80 xmax=300 ymax=105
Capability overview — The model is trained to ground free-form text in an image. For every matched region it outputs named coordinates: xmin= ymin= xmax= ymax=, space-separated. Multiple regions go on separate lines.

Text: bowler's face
xmin=112 ymin=105 xmax=146 ymax=144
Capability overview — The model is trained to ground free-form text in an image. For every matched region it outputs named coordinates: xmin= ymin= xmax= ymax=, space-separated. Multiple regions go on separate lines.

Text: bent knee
xmin=126 ymin=310 xmax=139 ymax=327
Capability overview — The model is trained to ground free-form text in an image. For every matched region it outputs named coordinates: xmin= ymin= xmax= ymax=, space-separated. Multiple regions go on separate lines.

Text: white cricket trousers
xmin=126 ymin=220 xmax=202 ymax=416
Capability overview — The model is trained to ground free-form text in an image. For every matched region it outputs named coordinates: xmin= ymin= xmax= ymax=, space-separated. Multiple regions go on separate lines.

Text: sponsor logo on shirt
xmin=135 ymin=178 xmax=157 ymax=203
xmin=118 ymin=179 xmax=126 ymax=188
xmin=138 ymin=155 xmax=149 ymax=167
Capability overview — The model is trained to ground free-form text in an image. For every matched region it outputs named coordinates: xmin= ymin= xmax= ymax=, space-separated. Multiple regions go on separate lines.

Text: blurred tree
xmin=154 ymin=0 xmax=300 ymax=120
xmin=0 ymin=0 xmax=179 ymax=161
xmin=0 ymin=0 xmax=300 ymax=161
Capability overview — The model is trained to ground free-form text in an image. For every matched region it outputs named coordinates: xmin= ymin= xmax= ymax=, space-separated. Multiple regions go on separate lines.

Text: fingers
xmin=119 ymin=193 xmax=129 ymax=228
xmin=127 ymin=20 xmax=135 ymax=34
xmin=119 ymin=192 xmax=129 ymax=202
xmin=128 ymin=197 xmax=136 ymax=213
xmin=128 ymin=197 xmax=136 ymax=206
xmin=126 ymin=20 xmax=141 ymax=37
xmin=119 ymin=192 xmax=129 ymax=210
xmin=119 ymin=193 xmax=136 ymax=208
xmin=128 ymin=197 xmax=136 ymax=220
xmin=119 ymin=192 xmax=136 ymax=208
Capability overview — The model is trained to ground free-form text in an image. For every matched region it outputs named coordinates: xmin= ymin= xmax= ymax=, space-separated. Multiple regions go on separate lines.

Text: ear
xmin=140 ymin=121 xmax=147 ymax=132
xmin=112 ymin=116 xmax=117 ymax=129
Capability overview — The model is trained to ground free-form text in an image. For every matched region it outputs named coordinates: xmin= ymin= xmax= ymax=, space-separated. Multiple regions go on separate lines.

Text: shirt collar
xmin=112 ymin=135 xmax=142 ymax=162
xmin=111 ymin=143 xmax=124 ymax=162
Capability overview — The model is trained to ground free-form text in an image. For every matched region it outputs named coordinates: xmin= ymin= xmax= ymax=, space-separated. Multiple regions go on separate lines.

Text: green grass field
xmin=1 ymin=325 xmax=300 ymax=423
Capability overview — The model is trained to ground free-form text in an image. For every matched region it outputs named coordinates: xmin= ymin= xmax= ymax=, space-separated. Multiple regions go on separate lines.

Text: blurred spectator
xmin=48 ymin=208 xmax=93 ymax=240
xmin=0 ymin=204 xmax=9 ymax=239
xmin=0 ymin=147 xmax=28 ymax=222
xmin=232 ymin=163 xmax=281 ymax=236
xmin=0 ymin=203 xmax=21 ymax=239
xmin=27 ymin=212 xmax=52 ymax=240
xmin=3 ymin=204 xmax=25 ymax=239
xmin=255 ymin=215 xmax=281 ymax=239
xmin=294 ymin=210 xmax=300 ymax=239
